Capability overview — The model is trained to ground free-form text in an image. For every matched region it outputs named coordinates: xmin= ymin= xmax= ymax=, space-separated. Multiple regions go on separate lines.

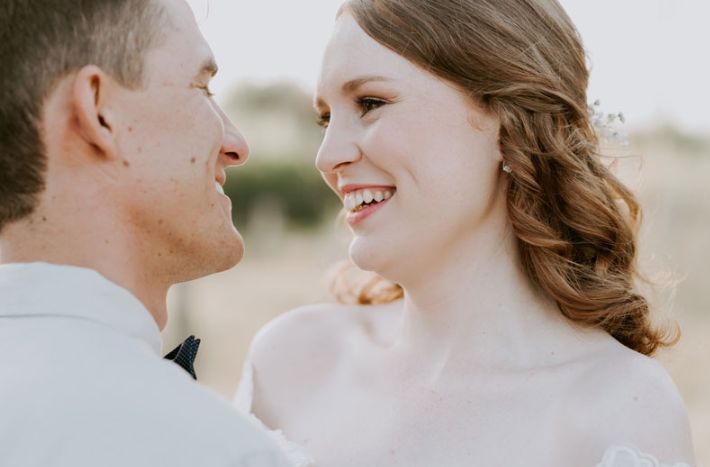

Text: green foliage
xmin=632 ymin=124 xmax=710 ymax=157
xmin=225 ymin=81 xmax=316 ymax=124
xmin=225 ymin=161 xmax=340 ymax=229
xmin=219 ymin=81 xmax=340 ymax=229
xmin=222 ymin=81 xmax=324 ymax=163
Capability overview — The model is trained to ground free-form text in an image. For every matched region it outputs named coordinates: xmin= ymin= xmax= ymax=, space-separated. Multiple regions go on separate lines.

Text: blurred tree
xmin=225 ymin=160 xmax=340 ymax=230
xmin=221 ymin=82 xmax=341 ymax=230
xmin=632 ymin=124 xmax=710 ymax=157
xmin=222 ymin=81 xmax=324 ymax=162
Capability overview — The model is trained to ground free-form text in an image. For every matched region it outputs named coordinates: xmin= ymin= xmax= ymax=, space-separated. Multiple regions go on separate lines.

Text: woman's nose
xmin=315 ymin=122 xmax=361 ymax=174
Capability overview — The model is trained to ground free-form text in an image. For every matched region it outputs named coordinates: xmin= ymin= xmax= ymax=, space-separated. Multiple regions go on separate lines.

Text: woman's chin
xmin=348 ymin=238 xmax=395 ymax=278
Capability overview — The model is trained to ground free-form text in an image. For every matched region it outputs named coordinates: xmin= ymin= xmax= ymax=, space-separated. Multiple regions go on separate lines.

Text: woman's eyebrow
xmin=341 ymin=75 xmax=393 ymax=93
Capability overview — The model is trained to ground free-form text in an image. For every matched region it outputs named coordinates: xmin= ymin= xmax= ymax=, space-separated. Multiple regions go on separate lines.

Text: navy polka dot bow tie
xmin=163 ymin=335 xmax=201 ymax=380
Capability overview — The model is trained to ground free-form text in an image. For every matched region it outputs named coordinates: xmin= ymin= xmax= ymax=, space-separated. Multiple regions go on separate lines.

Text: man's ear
xmin=72 ymin=65 xmax=119 ymax=159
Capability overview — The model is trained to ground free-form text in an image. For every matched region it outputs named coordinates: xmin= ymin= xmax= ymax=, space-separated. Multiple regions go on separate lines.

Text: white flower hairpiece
xmin=588 ymin=100 xmax=628 ymax=146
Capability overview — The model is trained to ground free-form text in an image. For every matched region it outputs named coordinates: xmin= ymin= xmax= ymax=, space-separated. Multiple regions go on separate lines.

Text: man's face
xmin=112 ymin=0 xmax=249 ymax=280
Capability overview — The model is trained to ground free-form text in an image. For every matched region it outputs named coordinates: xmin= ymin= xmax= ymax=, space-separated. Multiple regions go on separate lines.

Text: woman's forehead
xmin=316 ymin=15 xmax=424 ymax=97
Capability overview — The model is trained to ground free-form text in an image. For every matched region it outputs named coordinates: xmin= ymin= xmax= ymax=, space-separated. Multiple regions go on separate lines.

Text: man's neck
xmin=1 ymin=210 xmax=170 ymax=329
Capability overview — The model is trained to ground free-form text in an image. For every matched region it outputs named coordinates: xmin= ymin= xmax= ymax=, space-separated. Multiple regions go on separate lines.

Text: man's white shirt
xmin=0 ymin=262 xmax=292 ymax=467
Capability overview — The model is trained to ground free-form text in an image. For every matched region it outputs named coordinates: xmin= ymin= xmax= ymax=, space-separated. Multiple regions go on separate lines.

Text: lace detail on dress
xmin=234 ymin=361 xmax=314 ymax=467
xmin=597 ymin=446 xmax=692 ymax=467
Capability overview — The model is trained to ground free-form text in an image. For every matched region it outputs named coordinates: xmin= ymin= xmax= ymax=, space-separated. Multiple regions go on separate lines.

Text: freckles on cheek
xmin=190 ymin=108 xmax=224 ymax=153
xmin=365 ymin=122 xmax=418 ymax=177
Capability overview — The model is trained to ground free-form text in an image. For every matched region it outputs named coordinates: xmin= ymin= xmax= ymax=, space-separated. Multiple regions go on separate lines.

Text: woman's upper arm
xmin=240 ymin=304 xmax=347 ymax=426
xmin=574 ymin=355 xmax=696 ymax=466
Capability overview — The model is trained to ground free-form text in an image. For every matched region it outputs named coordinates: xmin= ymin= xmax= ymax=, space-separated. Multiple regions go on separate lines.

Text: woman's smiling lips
xmin=339 ymin=184 xmax=396 ymax=226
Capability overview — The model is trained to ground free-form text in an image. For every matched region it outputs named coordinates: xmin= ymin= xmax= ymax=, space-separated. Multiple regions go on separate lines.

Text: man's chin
xmin=222 ymin=242 xmax=245 ymax=271
xmin=214 ymin=229 xmax=245 ymax=271
xmin=182 ymin=228 xmax=245 ymax=280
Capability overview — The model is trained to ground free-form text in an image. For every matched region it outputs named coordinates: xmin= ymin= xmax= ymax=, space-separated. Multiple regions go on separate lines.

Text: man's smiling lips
xmin=214 ymin=175 xmax=231 ymax=212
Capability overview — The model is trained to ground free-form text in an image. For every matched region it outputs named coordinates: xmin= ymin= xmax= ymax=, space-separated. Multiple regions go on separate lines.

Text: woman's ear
xmin=71 ymin=65 xmax=118 ymax=160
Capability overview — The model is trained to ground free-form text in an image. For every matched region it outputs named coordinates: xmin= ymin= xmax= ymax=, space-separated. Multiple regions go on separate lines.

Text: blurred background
xmin=166 ymin=0 xmax=710 ymax=462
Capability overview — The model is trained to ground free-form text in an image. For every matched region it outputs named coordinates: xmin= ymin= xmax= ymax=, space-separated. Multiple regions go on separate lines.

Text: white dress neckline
xmin=234 ymin=361 xmax=315 ymax=467
xmin=234 ymin=361 xmax=693 ymax=467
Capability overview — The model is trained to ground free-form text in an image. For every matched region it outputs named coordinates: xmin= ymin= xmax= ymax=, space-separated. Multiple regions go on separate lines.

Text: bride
xmin=235 ymin=0 xmax=696 ymax=465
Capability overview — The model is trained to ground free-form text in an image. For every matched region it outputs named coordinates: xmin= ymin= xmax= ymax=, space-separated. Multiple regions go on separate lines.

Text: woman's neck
xmin=391 ymin=230 xmax=584 ymax=379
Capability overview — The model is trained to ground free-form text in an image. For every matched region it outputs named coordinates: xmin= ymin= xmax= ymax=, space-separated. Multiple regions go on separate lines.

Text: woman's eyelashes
xmin=316 ymin=97 xmax=389 ymax=129
xmin=357 ymin=97 xmax=387 ymax=116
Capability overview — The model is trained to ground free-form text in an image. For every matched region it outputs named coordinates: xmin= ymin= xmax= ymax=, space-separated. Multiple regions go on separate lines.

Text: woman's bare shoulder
xmin=561 ymin=342 xmax=695 ymax=465
xmin=249 ymin=302 xmax=397 ymax=364
xmin=245 ymin=301 xmax=400 ymax=417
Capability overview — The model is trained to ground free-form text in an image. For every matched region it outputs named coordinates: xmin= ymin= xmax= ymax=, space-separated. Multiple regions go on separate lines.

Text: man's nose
xmin=315 ymin=120 xmax=361 ymax=174
xmin=218 ymin=107 xmax=249 ymax=167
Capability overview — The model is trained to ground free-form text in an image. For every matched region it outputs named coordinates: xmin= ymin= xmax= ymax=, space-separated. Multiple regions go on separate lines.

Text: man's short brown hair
xmin=0 ymin=0 xmax=166 ymax=232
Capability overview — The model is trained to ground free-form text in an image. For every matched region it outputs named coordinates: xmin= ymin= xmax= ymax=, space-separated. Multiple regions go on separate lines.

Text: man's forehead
xmin=154 ymin=0 xmax=209 ymax=46
xmin=146 ymin=0 xmax=216 ymax=76
xmin=157 ymin=0 xmax=197 ymax=26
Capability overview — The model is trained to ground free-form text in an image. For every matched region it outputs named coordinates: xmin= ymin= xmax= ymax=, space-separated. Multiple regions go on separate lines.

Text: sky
xmin=187 ymin=0 xmax=710 ymax=133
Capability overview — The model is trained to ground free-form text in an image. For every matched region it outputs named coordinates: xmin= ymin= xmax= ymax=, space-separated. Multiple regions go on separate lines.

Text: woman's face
xmin=315 ymin=13 xmax=507 ymax=283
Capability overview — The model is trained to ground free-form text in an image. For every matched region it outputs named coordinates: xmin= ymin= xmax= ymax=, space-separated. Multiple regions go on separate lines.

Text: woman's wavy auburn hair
xmin=334 ymin=0 xmax=677 ymax=355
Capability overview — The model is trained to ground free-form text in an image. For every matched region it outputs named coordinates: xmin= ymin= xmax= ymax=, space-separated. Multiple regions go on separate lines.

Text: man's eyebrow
xmin=314 ymin=96 xmax=327 ymax=112
xmin=342 ymin=75 xmax=392 ymax=93
xmin=196 ymin=58 xmax=218 ymax=78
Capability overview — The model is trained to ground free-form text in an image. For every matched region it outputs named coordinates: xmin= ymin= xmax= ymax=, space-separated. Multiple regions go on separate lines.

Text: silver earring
xmin=502 ymin=161 xmax=512 ymax=174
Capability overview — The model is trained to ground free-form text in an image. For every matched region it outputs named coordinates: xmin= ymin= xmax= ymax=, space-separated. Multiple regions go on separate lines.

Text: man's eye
xmin=198 ymin=85 xmax=215 ymax=97
xmin=317 ymin=113 xmax=330 ymax=129
xmin=357 ymin=97 xmax=386 ymax=116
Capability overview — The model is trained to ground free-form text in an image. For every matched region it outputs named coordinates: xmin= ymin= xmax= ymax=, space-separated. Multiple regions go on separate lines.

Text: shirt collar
xmin=0 ymin=262 xmax=161 ymax=354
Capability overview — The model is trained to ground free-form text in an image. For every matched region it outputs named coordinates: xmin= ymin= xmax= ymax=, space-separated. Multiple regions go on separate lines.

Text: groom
xmin=0 ymin=0 xmax=290 ymax=466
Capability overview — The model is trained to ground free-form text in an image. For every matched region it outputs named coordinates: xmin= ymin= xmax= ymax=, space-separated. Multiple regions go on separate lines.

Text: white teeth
xmin=342 ymin=188 xmax=395 ymax=212
xmin=345 ymin=196 xmax=356 ymax=211
xmin=215 ymin=182 xmax=225 ymax=195
xmin=363 ymin=189 xmax=374 ymax=204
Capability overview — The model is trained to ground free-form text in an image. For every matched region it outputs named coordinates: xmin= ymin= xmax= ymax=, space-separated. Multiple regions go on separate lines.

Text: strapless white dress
xmin=234 ymin=362 xmax=692 ymax=467
xmin=597 ymin=446 xmax=692 ymax=467
xmin=234 ymin=361 xmax=315 ymax=467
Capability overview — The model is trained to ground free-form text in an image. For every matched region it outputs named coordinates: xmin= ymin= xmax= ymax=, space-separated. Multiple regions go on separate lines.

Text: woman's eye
xmin=357 ymin=97 xmax=386 ymax=116
xmin=315 ymin=98 xmax=386 ymax=129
